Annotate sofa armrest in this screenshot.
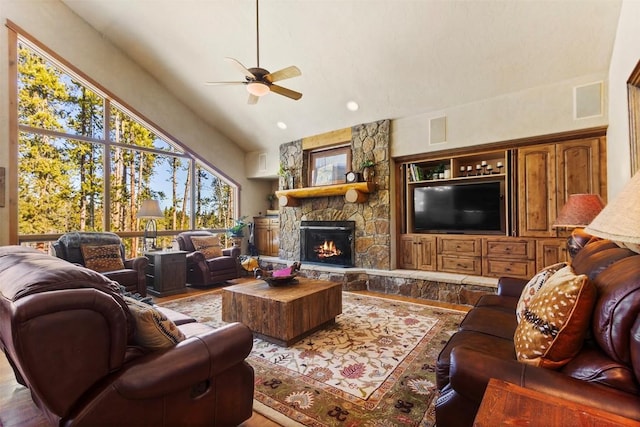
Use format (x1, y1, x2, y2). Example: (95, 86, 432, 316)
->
(449, 346, 640, 421)
(114, 322, 253, 400)
(223, 246, 240, 259)
(124, 256, 148, 272)
(185, 250, 206, 265)
(496, 277, 528, 298)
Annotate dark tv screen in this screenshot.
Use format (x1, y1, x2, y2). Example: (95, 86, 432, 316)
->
(413, 181, 504, 233)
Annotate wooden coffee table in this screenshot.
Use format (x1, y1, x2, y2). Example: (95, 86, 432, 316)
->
(221, 278, 342, 346)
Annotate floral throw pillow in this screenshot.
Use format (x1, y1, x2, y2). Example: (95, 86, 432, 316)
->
(516, 262, 567, 323)
(81, 244, 125, 272)
(514, 265, 596, 369)
(190, 235, 223, 259)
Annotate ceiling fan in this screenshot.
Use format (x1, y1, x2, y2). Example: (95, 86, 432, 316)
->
(206, 0, 302, 104)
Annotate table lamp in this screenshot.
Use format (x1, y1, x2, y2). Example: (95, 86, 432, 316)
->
(585, 171, 640, 253)
(137, 199, 163, 251)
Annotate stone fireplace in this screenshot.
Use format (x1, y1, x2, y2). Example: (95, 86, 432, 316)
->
(278, 119, 391, 270)
(300, 221, 355, 267)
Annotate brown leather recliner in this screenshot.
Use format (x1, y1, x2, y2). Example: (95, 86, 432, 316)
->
(435, 232, 640, 426)
(0, 246, 254, 426)
(176, 231, 241, 287)
(52, 231, 149, 297)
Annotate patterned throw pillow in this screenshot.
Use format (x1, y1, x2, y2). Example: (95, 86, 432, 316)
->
(190, 235, 223, 259)
(124, 296, 186, 350)
(81, 244, 125, 272)
(514, 265, 596, 369)
(516, 262, 567, 323)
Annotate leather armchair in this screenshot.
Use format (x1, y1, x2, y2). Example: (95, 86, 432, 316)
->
(52, 231, 148, 297)
(176, 231, 241, 287)
(0, 246, 254, 427)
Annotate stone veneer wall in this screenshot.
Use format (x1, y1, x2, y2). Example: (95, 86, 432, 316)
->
(256, 259, 495, 307)
(278, 120, 391, 270)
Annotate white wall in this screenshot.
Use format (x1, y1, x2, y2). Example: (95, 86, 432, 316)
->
(0, 0, 272, 244)
(606, 0, 640, 198)
(391, 73, 609, 158)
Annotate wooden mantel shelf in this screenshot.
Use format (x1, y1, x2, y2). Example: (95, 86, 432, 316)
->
(276, 182, 376, 207)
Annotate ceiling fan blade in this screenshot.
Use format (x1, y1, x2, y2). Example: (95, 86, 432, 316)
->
(264, 65, 301, 83)
(270, 84, 303, 100)
(225, 57, 255, 79)
(248, 93, 259, 105)
(205, 81, 246, 86)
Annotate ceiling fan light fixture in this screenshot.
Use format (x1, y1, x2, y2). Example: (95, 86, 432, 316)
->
(247, 81, 270, 97)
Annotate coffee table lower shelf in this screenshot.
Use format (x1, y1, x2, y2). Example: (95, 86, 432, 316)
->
(221, 278, 343, 347)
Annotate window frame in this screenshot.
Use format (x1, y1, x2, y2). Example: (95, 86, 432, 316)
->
(8, 25, 240, 246)
(307, 145, 352, 187)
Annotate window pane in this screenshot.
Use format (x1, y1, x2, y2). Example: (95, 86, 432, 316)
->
(109, 147, 191, 234)
(195, 163, 234, 232)
(110, 105, 182, 153)
(17, 43, 104, 137)
(18, 132, 105, 234)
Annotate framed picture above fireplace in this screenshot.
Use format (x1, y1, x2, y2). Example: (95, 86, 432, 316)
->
(309, 146, 351, 187)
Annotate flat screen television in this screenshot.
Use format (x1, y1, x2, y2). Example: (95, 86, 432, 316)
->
(413, 180, 505, 234)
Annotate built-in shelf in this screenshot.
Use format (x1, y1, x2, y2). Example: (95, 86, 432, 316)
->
(276, 182, 376, 207)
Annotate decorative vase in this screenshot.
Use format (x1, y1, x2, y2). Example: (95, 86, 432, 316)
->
(287, 175, 295, 190)
(362, 166, 374, 182)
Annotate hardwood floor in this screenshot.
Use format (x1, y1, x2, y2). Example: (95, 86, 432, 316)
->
(0, 285, 468, 427)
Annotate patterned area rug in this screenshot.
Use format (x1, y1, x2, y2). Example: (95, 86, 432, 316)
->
(159, 290, 465, 426)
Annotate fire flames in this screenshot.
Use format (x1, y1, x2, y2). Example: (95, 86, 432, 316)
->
(314, 240, 342, 259)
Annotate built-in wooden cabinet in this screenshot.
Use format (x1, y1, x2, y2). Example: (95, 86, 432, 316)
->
(482, 237, 537, 279)
(536, 238, 569, 269)
(395, 128, 606, 277)
(399, 234, 436, 270)
(437, 236, 482, 275)
(254, 216, 280, 256)
(518, 137, 605, 237)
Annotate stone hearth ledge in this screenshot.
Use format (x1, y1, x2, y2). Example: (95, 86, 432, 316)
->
(255, 256, 498, 306)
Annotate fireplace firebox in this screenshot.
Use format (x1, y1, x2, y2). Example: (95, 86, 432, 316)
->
(300, 221, 355, 267)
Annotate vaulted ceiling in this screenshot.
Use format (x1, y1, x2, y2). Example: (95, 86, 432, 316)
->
(61, 0, 622, 153)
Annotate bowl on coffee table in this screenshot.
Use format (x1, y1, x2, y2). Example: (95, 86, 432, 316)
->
(254, 262, 301, 287)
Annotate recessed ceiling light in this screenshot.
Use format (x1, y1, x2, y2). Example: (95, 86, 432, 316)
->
(277, 121, 287, 130)
(346, 101, 359, 111)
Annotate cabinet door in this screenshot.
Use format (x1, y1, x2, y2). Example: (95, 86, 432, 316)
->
(518, 144, 557, 237)
(268, 219, 280, 256)
(536, 238, 569, 270)
(399, 235, 417, 269)
(556, 138, 602, 208)
(417, 235, 437, 271)
(255, 224, 270, 255)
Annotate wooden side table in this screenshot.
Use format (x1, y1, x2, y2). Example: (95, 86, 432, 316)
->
(144, 250, 187, 297)
(474, 378, 639, 427)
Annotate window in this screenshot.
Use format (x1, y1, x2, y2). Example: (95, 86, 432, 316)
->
(14, 36, 237, 251)
(308, 145, 351, 186)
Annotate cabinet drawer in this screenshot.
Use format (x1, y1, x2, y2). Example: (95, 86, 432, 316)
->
(437, 255, 482, 275)
(483, 238, 535, 260)
(438, 237, 482, 256)
(482, 258, 536, 279)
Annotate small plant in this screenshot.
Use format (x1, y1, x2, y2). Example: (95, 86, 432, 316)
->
(267, 193, 277, 209)
(361, 159, 375, 170)
(278, 163, 289, 177)
(227, 216, 248, 237)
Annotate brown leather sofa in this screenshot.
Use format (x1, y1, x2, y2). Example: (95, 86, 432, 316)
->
(52, 231, 149, 297)
(0, 246, 254, 427)
(435, 233, 640, 426)
(176, 231, 241, 287)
